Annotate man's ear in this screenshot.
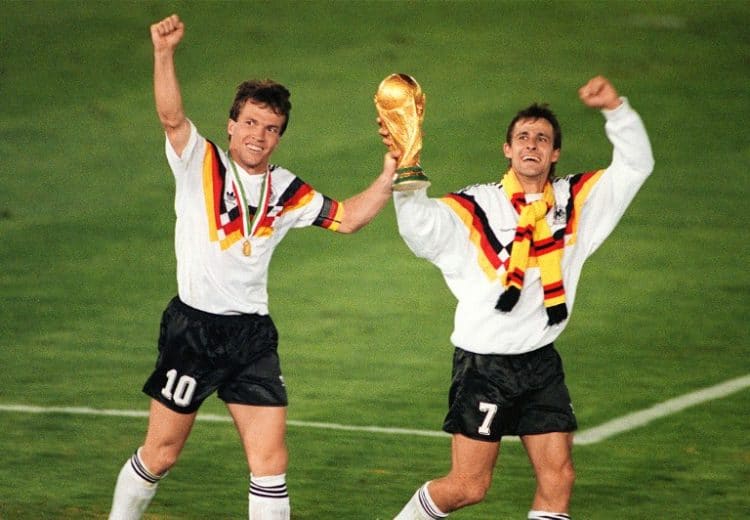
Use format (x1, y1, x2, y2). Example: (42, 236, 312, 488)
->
(502, 142, 512, 160)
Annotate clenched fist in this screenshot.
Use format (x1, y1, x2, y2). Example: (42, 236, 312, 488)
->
(578, 75, 622, 110)
(151, 14, 185, 53)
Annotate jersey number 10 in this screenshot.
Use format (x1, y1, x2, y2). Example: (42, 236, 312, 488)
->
(161, 369, 197, 408)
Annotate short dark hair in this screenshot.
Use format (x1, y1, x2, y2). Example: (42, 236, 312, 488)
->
(229, 79, 292, 135)
(505, 103, 562, 176)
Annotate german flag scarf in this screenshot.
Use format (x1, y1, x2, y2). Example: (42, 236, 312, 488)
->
(495, 169, 568, 325)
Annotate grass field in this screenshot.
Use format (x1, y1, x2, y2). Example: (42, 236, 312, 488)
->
(1, 0, 749, 518)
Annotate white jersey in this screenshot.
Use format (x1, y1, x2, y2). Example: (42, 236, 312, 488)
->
(166, 121, 343, 315)
(394, 98, 654, 355)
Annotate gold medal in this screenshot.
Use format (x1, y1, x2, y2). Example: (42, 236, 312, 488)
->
(228, 153, 271, 261)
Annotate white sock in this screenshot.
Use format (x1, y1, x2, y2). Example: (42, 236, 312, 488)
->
(109, 448, 164, 520)
(248, 473, 290, 520)
(528, 510, 571, 519)
(394, 482, 448, 520)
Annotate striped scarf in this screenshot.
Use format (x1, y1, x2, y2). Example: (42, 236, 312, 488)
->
(495, 169, 568, 325)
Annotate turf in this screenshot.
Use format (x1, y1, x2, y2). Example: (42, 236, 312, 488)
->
(1, 0, 749, 518)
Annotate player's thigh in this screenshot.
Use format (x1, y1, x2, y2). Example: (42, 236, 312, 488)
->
(449, 433, 500, 480)
(227, 403, 288, 474)
(521, 431, 574, 476)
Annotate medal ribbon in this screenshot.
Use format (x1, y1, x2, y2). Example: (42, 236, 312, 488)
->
(228, 154, 272, 247)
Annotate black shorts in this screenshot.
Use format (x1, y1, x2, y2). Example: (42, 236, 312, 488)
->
(142, 297, 287, 414)
(442, 344, 577, 442)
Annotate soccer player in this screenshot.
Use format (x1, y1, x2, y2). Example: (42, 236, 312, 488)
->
(384, 76, 654, 519)
(108, 14, 396, 520)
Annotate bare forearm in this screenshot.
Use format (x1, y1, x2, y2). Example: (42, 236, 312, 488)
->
(153, 50, 189, 153)
(154, 50, 185, 128)
(337, 155, 396, 234)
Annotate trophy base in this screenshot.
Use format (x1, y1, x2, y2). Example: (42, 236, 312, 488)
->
(392, 178, 431, 191)
(393, 167, 430, 192)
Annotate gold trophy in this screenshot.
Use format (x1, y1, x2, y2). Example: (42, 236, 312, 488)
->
(374, 73, 430, 191)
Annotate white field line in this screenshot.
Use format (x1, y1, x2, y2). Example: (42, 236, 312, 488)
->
(573, 373, 750, 445)
(1, 374, 748, 445)
(0, 403, 450, 439)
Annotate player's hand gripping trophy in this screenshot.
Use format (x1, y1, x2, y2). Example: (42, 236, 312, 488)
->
(374, 73, 431, 191)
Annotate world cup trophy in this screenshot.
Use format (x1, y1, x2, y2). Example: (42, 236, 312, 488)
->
(374, 73, 431, 191)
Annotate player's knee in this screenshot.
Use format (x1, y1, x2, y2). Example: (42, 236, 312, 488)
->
(535, 463, 575, 512)
(452, 474, 492, 507)
(141, 446, 180, 475)
(539, 460, 575, 492)
(562, 462, 576, 488)
(249, 447, 288, 475)
(462, 481, 491, 506)
(464, 484, 490, 506)
(156, 451, 180, 474)
(556, 459, 575, 487)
